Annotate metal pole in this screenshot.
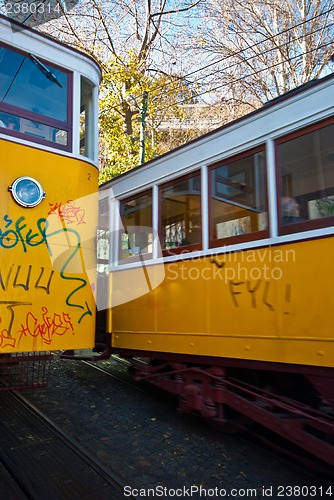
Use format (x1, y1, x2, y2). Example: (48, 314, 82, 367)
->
(139, 91, 148, 164)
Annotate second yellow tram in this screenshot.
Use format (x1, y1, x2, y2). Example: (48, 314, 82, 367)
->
(99, 74, 334, 467)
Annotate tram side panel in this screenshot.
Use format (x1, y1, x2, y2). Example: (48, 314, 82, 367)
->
(110, 251, 279, 360)
(111, 240, 334, 369)
(0, 140, 97, 353)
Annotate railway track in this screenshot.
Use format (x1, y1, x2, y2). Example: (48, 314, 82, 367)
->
(2, 354, 331, 497)
(84, 355, 334, 482)
(0, 390, 135, 499)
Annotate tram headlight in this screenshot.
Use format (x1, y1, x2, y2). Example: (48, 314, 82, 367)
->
(9, 176, 45, 207)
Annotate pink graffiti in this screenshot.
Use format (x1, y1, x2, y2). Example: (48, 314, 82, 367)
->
(48, 200, 86, 225)
(18, 307, 74, 346)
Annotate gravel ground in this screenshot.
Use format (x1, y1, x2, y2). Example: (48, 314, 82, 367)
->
(22, 353, 332, 499)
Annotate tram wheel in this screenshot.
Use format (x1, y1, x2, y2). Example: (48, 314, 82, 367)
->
(208, 368, 260, 434)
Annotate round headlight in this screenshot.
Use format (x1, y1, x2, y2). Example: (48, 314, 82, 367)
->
(9, 176, 45, 208)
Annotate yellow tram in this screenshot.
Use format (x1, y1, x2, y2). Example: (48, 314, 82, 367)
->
(0, 14, 100, 368)
(99, 74, 334, 466)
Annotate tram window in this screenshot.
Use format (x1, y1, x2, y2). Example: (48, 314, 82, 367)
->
(80, 76, 95, 159)
(0, 111, 67, 144)
(209, 148, 267, 245)
(97, 197, 110, 273)
(119, 191, 153, 261)
(160, 172, 201, 252)
(277, 119, 334, 232)
(0, 44, 70, 149)
(0, 46, 68, 121)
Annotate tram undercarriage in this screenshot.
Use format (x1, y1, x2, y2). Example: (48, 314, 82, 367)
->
(123, 353, 334, 468)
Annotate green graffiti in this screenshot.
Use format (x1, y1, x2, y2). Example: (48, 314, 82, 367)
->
(0, 215, 92, 321)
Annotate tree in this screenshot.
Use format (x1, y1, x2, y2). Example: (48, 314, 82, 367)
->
(97, 53, 199, 181)
(34, 0, 203, 180)
(191, 0, 334, 111)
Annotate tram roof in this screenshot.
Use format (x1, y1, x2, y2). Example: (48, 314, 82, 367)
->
(0, 13, 101, 83)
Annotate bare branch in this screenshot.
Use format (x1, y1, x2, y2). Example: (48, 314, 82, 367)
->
(150, 0, 203, 18)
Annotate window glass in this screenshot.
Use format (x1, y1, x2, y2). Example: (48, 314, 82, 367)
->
(80, 76, 95, 159)
(0, 45, 68, 122)
(97, 197, 110, 273)
(278, 121, 334, 229)
(210, 149, 267, 243)
(119, 192, 153, 260)
(0, 110, 67, 145)
(160, 172, 201, 251)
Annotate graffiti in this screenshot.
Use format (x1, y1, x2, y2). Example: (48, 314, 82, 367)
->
(0, 327, 16, 348)
(210, 258, 225, 269)
(0, 213, 92, 322)
(57, 240, 92, 322)
(0, 303, 75, 348)
(19, 307, 74, 346)
(229, 280, 265, 308)
(208, 257, 293, 314)
(0, 264, 54, 294)
(262, 281, 275, 312)
(228, 280, 291, 313)
(0, 301, 32, 343)
(48, 200, 86, 225)
(0, 215, 48, 252)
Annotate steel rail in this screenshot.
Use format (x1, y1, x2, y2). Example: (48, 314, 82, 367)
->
(3, 390, 138, 499)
